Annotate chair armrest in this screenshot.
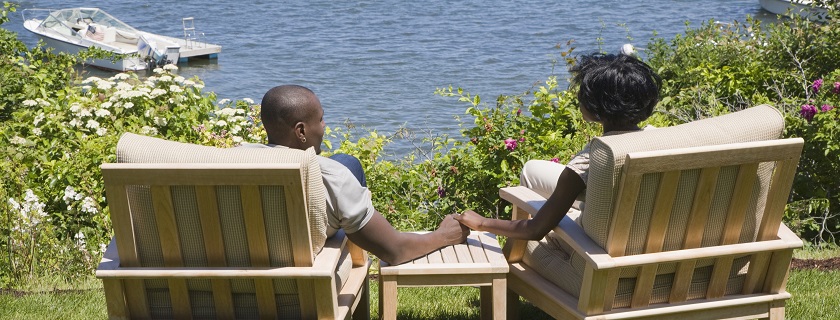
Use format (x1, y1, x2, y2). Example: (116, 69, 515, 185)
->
(499, 186, 543, 218)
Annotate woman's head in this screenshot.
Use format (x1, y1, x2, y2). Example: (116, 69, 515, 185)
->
(570, 53, 661, 129)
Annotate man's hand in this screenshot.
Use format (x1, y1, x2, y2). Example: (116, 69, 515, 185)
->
(436, 214, 469, 245)
(453, 210, 485, 232)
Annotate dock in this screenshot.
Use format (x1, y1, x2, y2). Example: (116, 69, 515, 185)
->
(153, 34, 221, 63)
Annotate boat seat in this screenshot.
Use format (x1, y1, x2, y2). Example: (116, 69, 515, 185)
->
(115, 30, 139, 45)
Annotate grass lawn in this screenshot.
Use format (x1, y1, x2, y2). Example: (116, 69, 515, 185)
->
(2, 249, 838, 319)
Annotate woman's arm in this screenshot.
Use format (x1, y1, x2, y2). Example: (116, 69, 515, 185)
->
(455, 167, 585, 240)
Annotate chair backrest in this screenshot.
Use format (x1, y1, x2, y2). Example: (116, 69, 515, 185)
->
(582, 105, 801, 257)
(104, 133, 329, 318)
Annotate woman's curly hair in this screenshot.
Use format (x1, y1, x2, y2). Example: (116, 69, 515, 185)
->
(570, 53, 661, 128)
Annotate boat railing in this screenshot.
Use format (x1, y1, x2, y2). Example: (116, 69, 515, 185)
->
(182, 17, 207, 49)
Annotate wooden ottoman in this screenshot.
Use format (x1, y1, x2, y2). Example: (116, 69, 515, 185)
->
(378, 231, 509, 320)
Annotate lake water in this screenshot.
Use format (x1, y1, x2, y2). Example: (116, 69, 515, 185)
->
(5, 0, 778, 156)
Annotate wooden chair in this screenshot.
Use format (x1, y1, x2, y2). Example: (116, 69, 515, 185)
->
(501, 105, 804, 320)
(96, 133, 371, 319)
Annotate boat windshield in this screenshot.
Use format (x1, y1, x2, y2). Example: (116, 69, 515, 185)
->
(45, 8, 138, 34)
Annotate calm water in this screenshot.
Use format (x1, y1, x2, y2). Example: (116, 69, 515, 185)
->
(6, 0, 776, 156)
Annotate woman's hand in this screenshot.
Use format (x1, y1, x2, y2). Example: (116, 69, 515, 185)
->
(453, 210, 485, 231)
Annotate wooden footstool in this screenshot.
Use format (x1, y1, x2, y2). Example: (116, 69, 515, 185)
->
(378, 231, 509, 320)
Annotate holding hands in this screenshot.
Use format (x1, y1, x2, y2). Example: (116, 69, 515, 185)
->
(453, 210, 485, 231)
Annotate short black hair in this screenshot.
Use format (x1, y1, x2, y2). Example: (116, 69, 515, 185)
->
(570, 53, 661, 128)
(260, 85, 316, 130)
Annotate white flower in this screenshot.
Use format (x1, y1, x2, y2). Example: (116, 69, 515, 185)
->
(82, 76, 102, 84)
(79, 109, 92, 117)
(231, 125, 242, 134)
(96, 127, 107, 136)
(85, 119, 100, 130)
(124, 102, 134, 109)
(184, 80, 196, 86)
(158, 75, 172, 82)
(173, 76, 185, 83)
(154, 117, 168, 126)
(69, 103, 82, 113)
(115, 82, 133, 91)
(33, 113, 45, 126)
(140, 126, 158, 135)
(153, 67, 164, 74)
(37, 99, 50, 107)
(144, 108, 153, 118)
(218, 98, 230, 105)
(24, 189, 38, 202)
(215, 120, 227, 127)
(163, 64, 178, 71)
(150, 88, 167, 98)
(22, 100, 38, 107)
(81, 196, 98, 214)
(32, 128, 42, 136)
(95, 80, 113, 90)
(243, 98, 254, 104)
(69, 118, 82, 127)
(63, 186, 77, 204)
(82, 85, 92, 91)
(10, 136, 27, 145)
(169, 85, 183, 93)
(232, 136, 243, 143)
(235, 109, 246, 115)
(111, 73, 131, 80)
(193, 83, 204, 89)
(146, 76, 158, 82)
(217, 108, 236, 117)
(95, 109, 111, 117)
(8, 198, 21, 211)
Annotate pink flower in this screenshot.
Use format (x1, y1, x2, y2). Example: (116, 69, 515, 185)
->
(504, 138, 517, 151)
(516, 109, 522, 116)
(800, 104, 818, 122)
(550, 158, 560, 163)
(519, 137, 525, 142)
(821, 104, 834, 112)
(834, 82, 840, 94)
(812, 79, 823, 93)
(437, 186, 446, 198)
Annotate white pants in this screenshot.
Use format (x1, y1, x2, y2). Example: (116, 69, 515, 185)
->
(519, 160, 583, 218)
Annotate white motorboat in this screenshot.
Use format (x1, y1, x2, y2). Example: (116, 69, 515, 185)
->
(23, 8, 218, 71)
(759, 0, 830, 22)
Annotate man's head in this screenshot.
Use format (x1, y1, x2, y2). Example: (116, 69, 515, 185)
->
(260, 85, 326, 154)
(570, 53, 661, 129)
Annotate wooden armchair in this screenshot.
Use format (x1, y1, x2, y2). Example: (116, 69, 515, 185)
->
(501, 105, 804, 319)
(96, 133, 370, 319)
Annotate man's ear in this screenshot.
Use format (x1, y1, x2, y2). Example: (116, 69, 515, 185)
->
(294, 121, 306, 140)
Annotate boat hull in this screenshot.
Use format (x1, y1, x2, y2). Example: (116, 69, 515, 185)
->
(759, 0, 829, 21)
(35, 34, 149, 71)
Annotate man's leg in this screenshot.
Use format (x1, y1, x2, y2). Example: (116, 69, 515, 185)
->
(329, 153, 367, 187)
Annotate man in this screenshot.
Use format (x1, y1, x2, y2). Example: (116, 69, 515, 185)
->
(251, 84, 468, 265)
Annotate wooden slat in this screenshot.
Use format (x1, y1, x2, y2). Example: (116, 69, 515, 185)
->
(669, 259, 697, 303)
(707, 256, 734, 299)
(602, 269, 621, 311)
(683, 167, 720, 249)
(454, 242, 474, 263)
(644, 171, 681, 253)
(102, 279, 129, 319)
(607, 170, 643, 257)
(440, 245, 459, 263)
(379, 275, 398, 320)
(742, 252, 771, 295)
(623, 138, 804, 174)
(283, 174, 314, 268)
(631, 265, 658, 308)
(195, 186, 234, 319)
(763, 249, 794, 294)
(100, 179, 150, 319)
(479, 233, 508, 268)
(101, 163, 304, 186)
(578, 266, 608, 315)
(240, 185, 277, 319)
(313, 278, 339, 320)
(427, 250, 443, 264)
(468, 235, 489, 263)
(721, 163, 759, 245)
(757, 158, 801, 241)
(150, 186, 192, 319)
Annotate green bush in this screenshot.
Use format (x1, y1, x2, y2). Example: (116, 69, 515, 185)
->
(3, 1, 840, 288)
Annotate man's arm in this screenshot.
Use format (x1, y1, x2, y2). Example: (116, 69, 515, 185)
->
(346, 211, 468, 265)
